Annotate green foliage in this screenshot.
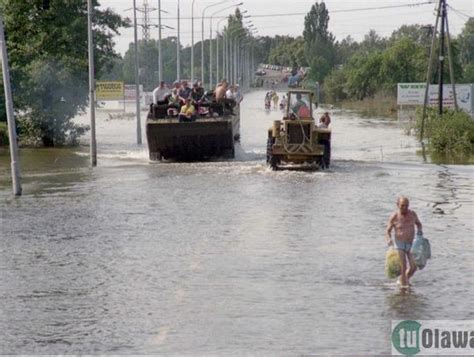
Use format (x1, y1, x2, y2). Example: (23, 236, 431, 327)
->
(345, 52, 383, 100)
(0, 0, 128, 146)
(379, 38, 427, 92)
(389, 24, 433, 47)
(0, 71, 5, 123)
(323, 68, 348, 102)
(457, 18, 474, 67)
(268, 37, 306, 67)
(462, 63, 474, 83)
(416, 108, 474, 156)
(358, 30, 388, 54)
(0, 122, 8, 146)
(334, 36, 359, 65)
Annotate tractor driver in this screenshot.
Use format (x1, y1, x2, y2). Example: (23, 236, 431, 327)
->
(291, 93, 310, 118)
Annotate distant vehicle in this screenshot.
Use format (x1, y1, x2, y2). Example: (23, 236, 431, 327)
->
(266, 89, 330, 170)
(255, 69, 267, 76)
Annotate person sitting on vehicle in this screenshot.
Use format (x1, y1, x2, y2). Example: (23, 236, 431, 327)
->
(152, 81, 169, 104)
(225, 85, 236, 100)
(215, 80, 234, 115)
(191, 81, 204, 101)
(319, 112, 331, 128)
(234, 84, 243, 104)
(215, 79, 228, 101)
(178, 98, 196, 122)
(291, 93, 310, 118)
(178, 80, 192, 100)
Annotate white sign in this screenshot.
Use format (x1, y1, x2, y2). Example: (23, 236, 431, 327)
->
(397, 83, 473, 114)
(124, 84, 144, 101)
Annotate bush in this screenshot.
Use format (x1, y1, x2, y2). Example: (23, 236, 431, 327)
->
(415, 108, 474, 156)
(0, 122, 8, 146)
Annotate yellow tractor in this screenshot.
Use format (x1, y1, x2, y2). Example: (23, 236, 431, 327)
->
(267, 89, 331, 170)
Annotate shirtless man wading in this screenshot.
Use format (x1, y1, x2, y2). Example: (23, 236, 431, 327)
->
(385, 196, 423, 287)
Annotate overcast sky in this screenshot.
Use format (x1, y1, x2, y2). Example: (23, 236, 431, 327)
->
(98, 0, 473, 55)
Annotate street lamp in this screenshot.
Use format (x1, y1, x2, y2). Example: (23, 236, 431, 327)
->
(226, 27, 246, 84)
(87, 0, 97, 166)
(216, 17, 227, 84)
(201, 0, 229, 88)
(191, 0, 197, 82)
(209, 3, 243, 88)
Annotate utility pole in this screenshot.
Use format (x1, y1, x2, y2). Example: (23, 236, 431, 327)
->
(438, 0, 446, 115)
(133, 0, 142, 144)
(419, 0, 458, 142)
(142, 0, 151, 41)
(87, 0, 97, 167)
(158, 0, 162, 82)
(177, 0, 180, 81)
(0, 15, 22, 196)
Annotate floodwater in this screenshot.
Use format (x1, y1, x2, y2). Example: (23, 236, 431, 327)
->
(0, 91, 473, 354)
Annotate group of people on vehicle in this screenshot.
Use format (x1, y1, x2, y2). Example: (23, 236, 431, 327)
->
(151, 79, 242, 122)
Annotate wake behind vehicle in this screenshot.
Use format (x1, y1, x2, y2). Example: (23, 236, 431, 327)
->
(266, 89, 331, 170)
(146, 93, 240, 161)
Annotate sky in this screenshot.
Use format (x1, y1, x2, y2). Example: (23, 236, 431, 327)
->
(98, 0, 473, 55)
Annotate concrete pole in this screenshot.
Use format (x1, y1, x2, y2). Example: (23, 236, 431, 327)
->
(0, 16, 22, 196)
(158, 0, 162, 82)
(191, 0, 196, 82)
(201, 0, 228, 89)
(177, 0, 181, 81)
(133, 0, 142, 144)
(209, 19, 213, 87)
(87, 0, 97, 167)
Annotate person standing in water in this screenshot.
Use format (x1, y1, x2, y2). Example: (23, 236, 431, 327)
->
(385, 196, 423, 287)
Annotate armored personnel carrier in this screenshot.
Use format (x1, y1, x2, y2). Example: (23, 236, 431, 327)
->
(146, 95, 240, 161)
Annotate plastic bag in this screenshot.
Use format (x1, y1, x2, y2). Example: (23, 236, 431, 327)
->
(411, 233, 431, 270)
(385, 248, 401, 279)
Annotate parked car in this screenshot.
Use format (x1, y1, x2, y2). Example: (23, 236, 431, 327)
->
(255, 69, 267, 76)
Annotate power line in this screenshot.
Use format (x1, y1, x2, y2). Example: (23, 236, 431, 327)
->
(447, 5, 472, 20)
(157, 1, 436, 20)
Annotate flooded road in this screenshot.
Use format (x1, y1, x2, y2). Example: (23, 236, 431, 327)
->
(1, 90, 473, 354)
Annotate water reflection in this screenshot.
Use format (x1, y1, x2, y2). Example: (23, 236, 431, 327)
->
(385, 290, 432, 320)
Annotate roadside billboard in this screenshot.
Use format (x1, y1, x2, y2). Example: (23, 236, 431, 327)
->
(397, 83, 473, 115)
(96, 81, 124, 101)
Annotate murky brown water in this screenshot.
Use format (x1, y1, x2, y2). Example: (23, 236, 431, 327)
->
(1, 91, 473, 354)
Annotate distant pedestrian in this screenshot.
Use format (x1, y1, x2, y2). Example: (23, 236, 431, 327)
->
(272, 92, 279, 109)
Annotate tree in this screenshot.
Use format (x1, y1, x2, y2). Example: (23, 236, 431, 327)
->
(0, 0, 128, 146)
(457, 18, 474, 66)
(268, 36, 306, 67)
(345, 52, 383, 100)
(334, 35, 359, 65)
(389, 24, 433, 47)
(457, 18, 474, 82)
(379, 38, 427, 93)
(303, 2, 335, 82)
(359, 30, 387, 54)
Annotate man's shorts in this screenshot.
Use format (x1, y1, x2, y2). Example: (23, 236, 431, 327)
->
(394, 239, 412, 253)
